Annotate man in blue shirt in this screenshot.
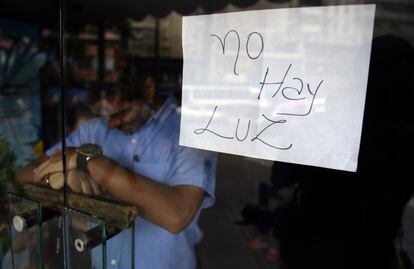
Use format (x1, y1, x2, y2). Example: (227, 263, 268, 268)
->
(17, 76, 217, 269)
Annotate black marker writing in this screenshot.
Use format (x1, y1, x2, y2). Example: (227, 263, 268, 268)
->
(194, 106, 234, 139)
(281, 78, 305, 100)
(246, 32, 264, 60)
(235, 119, 251, 141)
(257, 67, 269, 100)
(251, 114, 292, 150)
(211, 30, 241, 76)
(271, 64, 292, 98)
(194, 107, 292, 150)
(257, 64, 292, 100)
(211, 30, 264, 76)
(201, 29, 326, 152)
(277, 80, 323, 116)
(257, 63, 323, 116)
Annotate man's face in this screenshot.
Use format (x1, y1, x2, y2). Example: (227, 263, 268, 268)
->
(91, 96, 152, 134)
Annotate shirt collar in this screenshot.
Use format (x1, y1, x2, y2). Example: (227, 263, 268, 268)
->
(147, 95, 177, 125)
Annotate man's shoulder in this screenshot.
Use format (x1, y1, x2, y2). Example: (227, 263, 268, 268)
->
(155, 105, 181, 136)
(78, 117, 107, 130)
(69, 117, 110, 143)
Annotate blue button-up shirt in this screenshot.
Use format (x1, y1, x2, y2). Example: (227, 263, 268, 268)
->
(47, 96, 217, 269)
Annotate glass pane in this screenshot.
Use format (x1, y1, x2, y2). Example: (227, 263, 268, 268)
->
(65, 208, 106, 269)
(2, 1, 414, 269)
(94, 224, 134, 269)
(1, 1, 62, 267)
(63, 3, 217, 269)
(65, 208, 130, 269)
(57, 1, 414, 269)
(7, 194, 42, 269)
(42, 210, 65, 269)
(188, 2, 414, 269)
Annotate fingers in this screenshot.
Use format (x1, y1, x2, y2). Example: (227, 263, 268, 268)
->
(78, 172, 93, 194)
(33, 151, 63, 182)
(67, 170, 82, 193)
(33, 150, 77, 182)
(64, 148, 78, 169)
(34, 163, 62, 182)
(67, 170, 103, 195)
(33, 154, 103, 195)
(48, 172, 64, 190)
(89, 177, 103, 195)
(33, 158, 53, 181)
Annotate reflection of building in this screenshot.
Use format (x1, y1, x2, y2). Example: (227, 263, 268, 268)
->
(73, 30, 120, 83)
(367, 0, 414, 41)
(159, 11, 183, 58)
(0, 20, 44, 166)
(128, 17, 156, 58)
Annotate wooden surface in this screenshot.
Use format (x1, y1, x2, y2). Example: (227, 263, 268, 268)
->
(9, 183, 138, 229)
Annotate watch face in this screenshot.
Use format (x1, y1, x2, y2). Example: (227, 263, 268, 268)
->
(78, 143, 102, 157)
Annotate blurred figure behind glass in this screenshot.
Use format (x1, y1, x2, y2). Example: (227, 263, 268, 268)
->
(270, 35, 414, 269)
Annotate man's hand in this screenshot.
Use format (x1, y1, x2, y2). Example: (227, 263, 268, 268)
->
(33, 148, 103, 195)
(67, 169, 103, 195)
(33, 148, 76, 182)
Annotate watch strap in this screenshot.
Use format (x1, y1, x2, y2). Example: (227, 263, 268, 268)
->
(76, 144, 102, 174)
(76, 151, 89, 173)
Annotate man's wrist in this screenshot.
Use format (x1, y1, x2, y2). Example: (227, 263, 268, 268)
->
(76, 144, 102, 174)
(76, 151, 88, 173)
(86, 155, 106, 185)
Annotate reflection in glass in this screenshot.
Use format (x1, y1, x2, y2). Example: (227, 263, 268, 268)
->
(65, 208, 105, 269)
(42, 213, 65, 269)
(7, 194, 42, 269)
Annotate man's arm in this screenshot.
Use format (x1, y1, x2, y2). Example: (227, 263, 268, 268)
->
(90, 156, 205, 234)
(33, 150, 206, 234)
(15, 155, 48, 183)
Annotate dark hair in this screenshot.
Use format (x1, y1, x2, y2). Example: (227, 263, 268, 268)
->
(115, 72, 148, 101)
(89, 72, 153, 103)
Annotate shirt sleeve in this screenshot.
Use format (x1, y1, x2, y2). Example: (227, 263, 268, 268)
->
(166, 145, 217, 209)
(45, 118, 100, 157)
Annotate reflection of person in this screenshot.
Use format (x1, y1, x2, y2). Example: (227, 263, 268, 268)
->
(270, 35, 414, 269)
(2, 225, 38, 269)
(16, 75, 217, 269)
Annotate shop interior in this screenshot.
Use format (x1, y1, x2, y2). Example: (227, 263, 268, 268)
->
(0, 0, 414, 268)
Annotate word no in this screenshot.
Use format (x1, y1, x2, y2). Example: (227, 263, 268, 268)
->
(211, 30, 263, 75)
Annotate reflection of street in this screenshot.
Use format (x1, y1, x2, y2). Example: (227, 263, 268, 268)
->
(198, 153, 279, 269)
(2, 226, 39, 269)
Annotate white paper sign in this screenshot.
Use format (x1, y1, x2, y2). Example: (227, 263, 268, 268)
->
(180, 5, 375, 172)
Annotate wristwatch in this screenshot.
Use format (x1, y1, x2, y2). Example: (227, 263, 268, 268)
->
(76, 144, 102, 174)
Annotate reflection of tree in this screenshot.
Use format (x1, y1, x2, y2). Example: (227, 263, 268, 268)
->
(0, 21, 44, 168)
(0, 138, 15, 187)
(0, 30, 41, 87)
(0, 139, 15, 253)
